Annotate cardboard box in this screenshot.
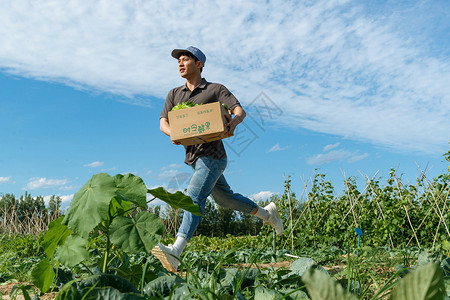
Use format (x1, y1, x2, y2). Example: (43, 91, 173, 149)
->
(168, 102, 231, 145)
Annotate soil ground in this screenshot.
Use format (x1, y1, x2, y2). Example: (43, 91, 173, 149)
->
(0, 282, 57, 300)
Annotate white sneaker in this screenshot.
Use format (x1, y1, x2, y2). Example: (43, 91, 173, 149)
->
(264, 202, 284, 235)
(151, 243, 180, 272)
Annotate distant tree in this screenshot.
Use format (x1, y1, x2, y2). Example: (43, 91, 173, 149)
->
(18, 192, 46, 220)
(216, 206, 236, 237)
(0, 193, 19, 218)
(150, 205, 161, 218)
(0, 193, 19, 210)
(48, 195, 62, 215)
(196, 200, 220, 237)
(235, 211, 263, 236)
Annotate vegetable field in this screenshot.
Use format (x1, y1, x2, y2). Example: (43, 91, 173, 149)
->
(0, 153, 449, 299)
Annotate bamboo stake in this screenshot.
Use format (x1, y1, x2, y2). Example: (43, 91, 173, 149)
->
(403, 205, 421, 249)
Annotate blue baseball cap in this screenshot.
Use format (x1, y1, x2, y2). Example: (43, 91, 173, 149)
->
(171, 46, 206, 65)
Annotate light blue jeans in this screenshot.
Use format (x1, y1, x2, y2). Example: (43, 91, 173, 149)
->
(177, 156, 258, 241)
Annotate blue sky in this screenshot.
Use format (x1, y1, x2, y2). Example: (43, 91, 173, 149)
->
(1, 0, 449, 207)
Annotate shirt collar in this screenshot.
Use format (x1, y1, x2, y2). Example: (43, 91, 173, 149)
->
(182, 78, 208, 91)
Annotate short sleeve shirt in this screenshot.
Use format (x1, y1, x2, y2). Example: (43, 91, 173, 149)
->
(160, 78, 241, 165)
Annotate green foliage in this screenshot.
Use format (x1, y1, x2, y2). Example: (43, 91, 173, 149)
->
(142, 274, 186, 298)
(391, 263, 446, 300)
(171, 101, 201, 111)
(109, 212, 163, 253)
(269, 167, 450, 251)
(303, 268, 358, 300)
(41, 216, 72, 257)
(28, 172, 199, 295)
(54, 235, 89, 267)
(148, 187, 201, 216)
(0, 192, 47, 222)
(30, 258, 55, 293)
(79, 274, 139, 293)
(62, 173, 117, 239)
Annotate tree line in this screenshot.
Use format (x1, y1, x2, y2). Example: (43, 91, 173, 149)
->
(0, 192, 62, 220)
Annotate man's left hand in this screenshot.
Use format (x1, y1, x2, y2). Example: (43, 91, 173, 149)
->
(224, 114, 240, 136)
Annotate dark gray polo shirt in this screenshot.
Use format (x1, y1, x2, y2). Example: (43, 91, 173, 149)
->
(160, 78, 241, 165)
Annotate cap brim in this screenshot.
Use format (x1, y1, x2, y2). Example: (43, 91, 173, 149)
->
(171, 49, 191, 59)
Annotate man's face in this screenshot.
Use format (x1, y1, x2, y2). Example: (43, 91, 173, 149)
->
(178, 55, 202, 78)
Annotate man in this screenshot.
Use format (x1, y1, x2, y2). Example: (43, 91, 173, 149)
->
(152, 46, 283, 272)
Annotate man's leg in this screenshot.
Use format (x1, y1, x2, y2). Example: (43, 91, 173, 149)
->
(152, 156, 226, 272)
(211, 174, 284, 235)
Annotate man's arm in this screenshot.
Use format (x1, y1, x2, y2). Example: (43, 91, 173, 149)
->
(225, 105, 246, 136)
(160, 117, 171, 136)
(160, 117, 181, 145)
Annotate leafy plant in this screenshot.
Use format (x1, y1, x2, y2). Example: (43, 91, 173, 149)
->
(171, 101, 201, 111)
(30, 172, 200, 294)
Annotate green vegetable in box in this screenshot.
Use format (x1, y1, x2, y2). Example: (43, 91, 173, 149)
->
(171, 101, 199, 111)
(171, 101, 230, 111)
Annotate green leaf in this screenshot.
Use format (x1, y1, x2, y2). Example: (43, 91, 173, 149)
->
(302, 268, 358, 300)
(114, 173, 147, 209)
(114, 265, 158, 289)
(254, 286, 284, 299)
(54, 279, 81, 300)
(62, 173, 116, 238)
(391, 263, 445, 300)
(110, 211, 164, 253)
(55, 235, 89, 267)
(110, 196, 132, 219)
(290, 257, 328, 277)
(143, 275, 186, 298)
(79, 274, 139, 294)
(30, 258, 55, 293)
(81, 287, 146, 300)
(148, 187, 201, 216)
(42, 216, 72, 257)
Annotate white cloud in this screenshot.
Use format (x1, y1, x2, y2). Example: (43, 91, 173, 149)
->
(249, 191, 275, 201)
(59, 185, 75, 191)
(323, 143, 340, 152)
(158, 169, 191, 191)
(347, 153, 369, 163)
(0, 176, 11, 183)
(60, 194, 74, 204)
(0, 1, 449, 154)
(84, 161, 104, 168)
(161, 164, 183, 170)
(24, 178, 70, 190)
(267, 143, 288, 153)
(307, 149, 369, 165)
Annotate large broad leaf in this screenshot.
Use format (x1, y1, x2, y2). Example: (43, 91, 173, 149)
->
(114, 173, 147, 209)
(441, 257, 450, 276)
(254, 286, 284, 299)
(391, 262, 445, 300)
(110, 211, 164, 254)
(110, 196, 132, 219)
(54, 280, 81, 300)
(114, 265, 158, 289)
(79, 274, 139, 294)
(80, 287, 146, 300)
(55, 235, 89, 267)
(302, 268, 358, 300)
(42, 216, 72, 257)
(290, 257, 328, 277)
(143, 275, 186, 298)
(148, 187, 201, 216)
(62, 173, 116, 238)
(30, 258, 55, 294)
